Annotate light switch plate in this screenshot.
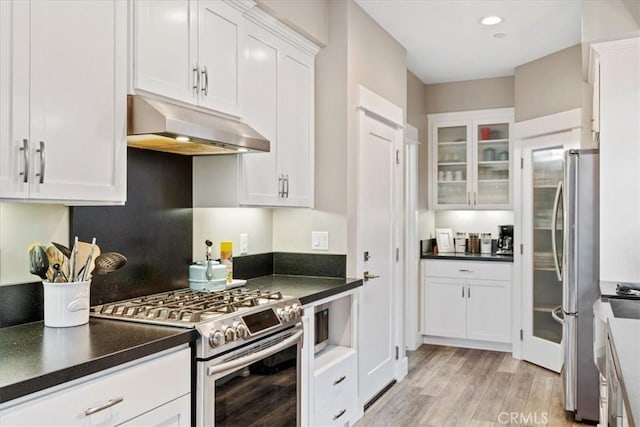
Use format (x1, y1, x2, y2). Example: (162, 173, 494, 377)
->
(240, 233, 248, 255)
(311, 231, 329, 251)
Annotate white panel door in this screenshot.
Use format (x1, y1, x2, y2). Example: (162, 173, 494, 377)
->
(277, 48, 313, 207)
(423, 277, 467, 339)
(133, 0, 196, 104)
(0, 0, 29, 199)
(358, 114, 397, 405)
(197, 0, 243, 116)
(28, 0, 126, 202)
(239, 23, 279, 205)
(466, 279, 511, 343)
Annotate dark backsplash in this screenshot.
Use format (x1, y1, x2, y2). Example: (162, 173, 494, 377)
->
(71, 148, 193, 305)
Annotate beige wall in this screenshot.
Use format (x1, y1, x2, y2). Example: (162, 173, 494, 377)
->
(256, 0, 329, 46)
(514, 44, 582, 122)
(424, 76, 514, 114)
(0, 203, 69, 285)
(407, 71, 429, 217)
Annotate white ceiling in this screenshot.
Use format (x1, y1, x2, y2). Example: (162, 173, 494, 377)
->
(354, 0, 582, 84)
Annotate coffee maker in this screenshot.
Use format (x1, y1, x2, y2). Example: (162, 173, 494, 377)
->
(496, 225, 514, 255)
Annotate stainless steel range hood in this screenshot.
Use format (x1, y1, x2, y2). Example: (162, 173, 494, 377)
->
(127, 94, 269, 155)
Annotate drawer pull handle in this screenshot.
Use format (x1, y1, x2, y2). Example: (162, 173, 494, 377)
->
(458, 269, 473, 273)
(333, 375, 346, 386)
(85, 397, 124, 416)
(333, 409, 346, 420)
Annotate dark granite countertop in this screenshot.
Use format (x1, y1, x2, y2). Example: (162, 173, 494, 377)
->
(421, 252, 513, 263)
(244, 275, 363, 305)
(0, 319, 197, 404)
(607, 318, 640, 427)
(0, 275, 361, 405)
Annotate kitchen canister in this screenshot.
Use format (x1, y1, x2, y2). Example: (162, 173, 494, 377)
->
(468, 233, 480, 254)
(43, 280, 90, 327)
(480, 233, 492, 254)
(220, 241, 233, 282)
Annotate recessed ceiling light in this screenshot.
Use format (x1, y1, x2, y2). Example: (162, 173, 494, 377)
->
(493, 33, 507, 39)
(481, 16, 502, 26)
(176, 136, 190, 142)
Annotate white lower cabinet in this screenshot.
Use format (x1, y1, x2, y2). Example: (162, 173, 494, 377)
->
(0, 347, 191, 427)
(313, 347, 358, 427)
(422, 260, 512, 344)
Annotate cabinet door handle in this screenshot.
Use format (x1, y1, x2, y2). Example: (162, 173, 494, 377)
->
(467, 287, 470, 298)
(458, 269, 473, 273)
(202, 66, 209, 96)
(333, 409, 346, 420)
(467, 191, 470, 205)
(473, 191, 477, 205)
(284, 174, 289, 198)
(19, 138, 29, 183)
(193, 64, 200, 94)
(462, 286, 465, 298)
(333, 375, 346, 385)
(84, 396, 124, 416)
(36, 141, 45, 184)
(278, 175, 284, 197)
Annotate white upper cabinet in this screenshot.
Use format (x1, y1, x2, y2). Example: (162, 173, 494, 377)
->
(429, 108, 514, 210)
(0, 0, 127, 204)
(193, 10, 318, 208)
(133, 0, 245, 117)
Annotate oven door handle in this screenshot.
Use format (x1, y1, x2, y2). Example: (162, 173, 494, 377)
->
(207, 329, 303, 377)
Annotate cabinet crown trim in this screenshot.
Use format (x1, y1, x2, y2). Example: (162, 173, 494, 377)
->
(243, 5, 321, 56)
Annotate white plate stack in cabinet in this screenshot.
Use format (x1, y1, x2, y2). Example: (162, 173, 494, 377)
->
(428, 108, 514, 210)
(0, 0, 127, 204)
(193, 7, 318, 208)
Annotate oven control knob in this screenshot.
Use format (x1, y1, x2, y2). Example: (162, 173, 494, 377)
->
(291, 304, 303, 318)
(288, 306, 298, 319)
(277, 307, 290, 322)
(209, 330, 224, 348)
(222, 325, 236, 342)
(235, 322, 249, 339)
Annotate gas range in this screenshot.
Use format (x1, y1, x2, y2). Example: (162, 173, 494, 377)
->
(90, 287, 303, 359)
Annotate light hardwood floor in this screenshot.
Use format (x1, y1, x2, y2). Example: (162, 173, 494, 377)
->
(356, 345, 592, 427)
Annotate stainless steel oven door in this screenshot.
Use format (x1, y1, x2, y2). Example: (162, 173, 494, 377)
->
(197, 325, 303, 427)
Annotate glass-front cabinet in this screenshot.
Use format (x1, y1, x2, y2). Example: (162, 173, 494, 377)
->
(429, 108, 514, 210)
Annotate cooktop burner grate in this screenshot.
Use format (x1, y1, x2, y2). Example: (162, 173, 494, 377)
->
(91, 288, 286, 325)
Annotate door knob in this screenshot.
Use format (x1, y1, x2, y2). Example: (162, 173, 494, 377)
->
(364, 271, 380, 281)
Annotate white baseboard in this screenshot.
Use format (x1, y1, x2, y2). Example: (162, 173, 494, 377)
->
(421, 335, 512, 353)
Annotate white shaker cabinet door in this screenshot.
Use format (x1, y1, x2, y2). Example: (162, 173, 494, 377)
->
(276, 46, 314, 207)
(27, 0, 126, 203)
(423, 277, 467, 339)
(466, 279, 511, 343)
(197, 0, 244, 117)
(239, 23, 279, 205)
(0, 0, 29, 199)
(133, 0, 197, 105)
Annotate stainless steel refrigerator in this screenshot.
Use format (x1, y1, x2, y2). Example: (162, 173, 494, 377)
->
(556, 149, 600, 422)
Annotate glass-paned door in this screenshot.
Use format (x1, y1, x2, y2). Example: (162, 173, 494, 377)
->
(531, 146, 564, 345)
(435, 125, 469, 207)
(521, 132, 575, 373)
(475, 122, 510, 206)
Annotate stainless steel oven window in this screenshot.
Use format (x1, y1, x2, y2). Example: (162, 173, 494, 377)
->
(197, 326, 303, 427)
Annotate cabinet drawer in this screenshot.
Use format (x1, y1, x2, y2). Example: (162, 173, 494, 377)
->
(313, 347, 358, 426)
(0, 347, 191, 426)
(423, 259, 511, 281)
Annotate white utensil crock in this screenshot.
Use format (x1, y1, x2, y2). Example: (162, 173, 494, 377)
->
(43, 280, 90, 327)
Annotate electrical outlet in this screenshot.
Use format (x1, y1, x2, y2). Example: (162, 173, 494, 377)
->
(240, 233, 248, 255)
(311, 231, 329, 250)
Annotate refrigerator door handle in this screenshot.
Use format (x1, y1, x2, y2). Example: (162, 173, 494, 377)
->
(551, 180, 563, 282)
(551, 305, 564, 325)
